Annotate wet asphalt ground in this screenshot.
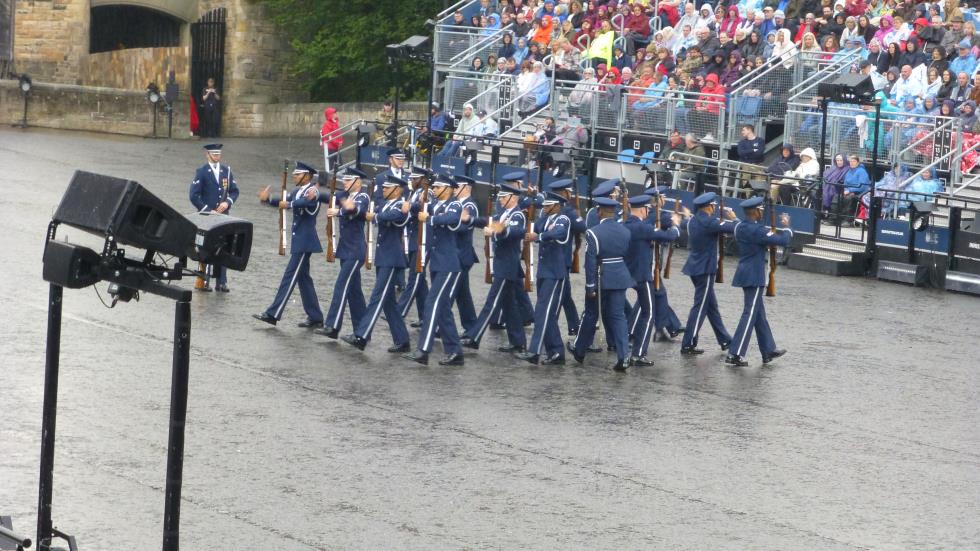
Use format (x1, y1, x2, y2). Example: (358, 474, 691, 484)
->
(1, 127, 979, 550)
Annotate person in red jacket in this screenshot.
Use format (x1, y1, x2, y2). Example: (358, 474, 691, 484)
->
(320, 107, 344, 170)
(689, 73, 725, 141)
(623, 3, 651, 55)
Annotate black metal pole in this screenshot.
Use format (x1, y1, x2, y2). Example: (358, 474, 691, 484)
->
(948, 206, 962, 271)
(167, 104, 174, 139)
(152, 103, 158, 138)
(426, 52, 436, 170)
(21, 93, 29, 128)
(393, 61, 402, 143)
(36, 284, 63, 551)
(162, 299, 192, 551)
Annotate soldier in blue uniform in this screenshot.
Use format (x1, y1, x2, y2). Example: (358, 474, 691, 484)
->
(252, 161, 323, 326)
(375, 148, 409, 289)
(546, 179, 585, 336)
(680, 192, 739, 355)
(396, 168, 430, 326)
(517, 192, 571, 365)
(315, 168, 370, 339)
(453, 174, 484, 330)
(403, 173, 468, 366)
(584, 179, 622, 228)
(460, 183, 528, 353)
(341, 175, 413, 352)
(624, 195, 682, 367)
(570, 197, 635, 371)
(726, 196, 791, 366)
(189, 143, 240, 292)
(509, 172, 538, 327)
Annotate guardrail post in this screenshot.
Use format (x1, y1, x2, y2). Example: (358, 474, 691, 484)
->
(952, 120, 963, 195)
(948, 206, 962, 271)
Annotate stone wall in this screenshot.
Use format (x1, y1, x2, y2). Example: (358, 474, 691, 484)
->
(78, 46, 189, 90)
(224, 101, 426, 138)
(13, 0, 89, 84)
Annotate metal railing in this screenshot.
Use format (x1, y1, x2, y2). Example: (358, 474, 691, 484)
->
(443, 74, 515, 115)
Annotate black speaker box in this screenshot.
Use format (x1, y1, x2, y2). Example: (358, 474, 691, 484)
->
(817, 73, 874, 103)
(184, 212, 253, 271)
(42, 241, 102, 288)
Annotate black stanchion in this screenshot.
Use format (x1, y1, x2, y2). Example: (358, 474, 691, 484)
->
(36, 284, 62, 551)
(162, 300, 192, 551)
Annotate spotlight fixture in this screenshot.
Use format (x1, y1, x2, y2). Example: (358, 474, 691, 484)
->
(910, 201, 935, 232)
(146, 83, 161, 137)
(18, 74, 32, 94)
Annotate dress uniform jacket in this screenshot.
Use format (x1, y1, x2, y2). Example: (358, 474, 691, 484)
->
(190, 162, 240, 212)
(426, 199, 463, 272)
(682, 210, 736, 276)
(535, 212, 572, 279)
(335, 190, 370, 260)
(456, 197, 481, 269)
(624, 216, 680, 282)
(375, 197, 411, 268)
(732, 220, 792, 287)
(492, 206, 527, 281)
(585, 218, 634, 291)
(270, 182, 322, 254)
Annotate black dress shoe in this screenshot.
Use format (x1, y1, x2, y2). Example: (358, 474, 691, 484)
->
(410, 320, 423, 328)
(341, 334, 367, 351)
(314, 326, 339, 339)
(215, 284, 230, 293)
(671, 327, 685, 336)
(541, 353, 565, 365)
(489, 323, 505, 330)
(297, 319, 321, 328)
(567, 326, 578, 336)
(587, 346, 602, 353)
(460, 337, 479, 350)
(252, 313, 277, 326)
(387, 342, 411, 353)
(657, 328, 675, 342)
(762, 349, 786, 364)
(498, 344, 525, 353)
(566, 341, 585, 364)
(725, 355, 749, 367)
(198, 285, 213, 292)
(629, 356, 654, 367)
(403, 350, 429, 365)
(680, 346, 704, 356)
(438, 353, 464, 366)
(610, 359, 628, 371)
(720, 341, 731, 351)
(516, 352, 540, 364)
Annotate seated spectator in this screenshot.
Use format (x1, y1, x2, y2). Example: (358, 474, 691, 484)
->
(679, 133, 707, 187)
(821, 154, 849, 216)
(499, 32, 517, 60)
(517, 61, 551, 117)
(719, 52, 742, 87)
(772, 147, 820, 204)
(889, 65, 923, 106)
(949, 40, 977, 77)
(688, 73, 724, 141)
(672, 24, 698, 57)
(937, 69, 954, 99)
(623, 3, 652, 55)
(740, 30, 765, 59)
(434, 102, 481, 163)
(568, 67, 599, 120)
(767, 145, 801, 178)
(949, 71, 972, 105)
(840, 155, 871, 220)
(514, 37, 530, 65)
(474, 109, 499, 137)
(736, 124, 765, 165)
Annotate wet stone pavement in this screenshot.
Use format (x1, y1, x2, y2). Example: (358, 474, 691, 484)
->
(1, 128, 979, 550)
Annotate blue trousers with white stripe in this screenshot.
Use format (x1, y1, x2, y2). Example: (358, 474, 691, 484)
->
(324, 259, 366, 332)
(730, 287, 776, 359)
(571, 291, 599, 356)
(527, 277, 566, 358)
(454, 265, 478, 331)
(466, 277, 526, 348)
(416, 270, 462, 355)
(355, 266, 409, 346)
(560, 269, 580, 331)
(628, 280, 682, 336)
(630, 281, 656, 358)
(574, 289, 629, 362)
(397, 250, 428, 319)
(263, 252, 322, 322)
(681, 274, 731, 349)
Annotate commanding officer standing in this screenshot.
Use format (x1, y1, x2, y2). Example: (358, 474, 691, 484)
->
(397, 168, 430, 326)
(252, 162, 323, 326)
(316, 168, 370, 339)
(571, 197, 635, 371)
(546, 179, 584, 335)
(189, 143, 240, 292)
(341, 175, 413, 352)
(726, 196, 791, 366)
(517, 192, 571, 365)
(680, 192, 738, 355)
(624, 195, 682, 367)
(404, 174, 467, 366)
(461, 182, 528, 353)
(453, 174, 483, 330)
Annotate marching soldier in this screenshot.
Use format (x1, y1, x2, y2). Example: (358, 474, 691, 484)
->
(315, 168, 370, 339)
(517, 192, 571, 365)
(252, 162, 323, 326)
(341, 175, 413, 352)
(546, 179, 584, 336)
(570, 197, 635, 371)
(726, 196, 791, 366)
(453, 174, 484, 330)
(461, 182, 528, 353)
(680, 192, 738, 356)
(403, 173, 467, 366)
(396, 168, 430, 326)
(189, 143, 240, 292)
(584, 179, 621, 228)
(624, 195, 682, 367)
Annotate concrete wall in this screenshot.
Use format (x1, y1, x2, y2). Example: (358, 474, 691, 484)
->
(0, 79, 424, 138)
(78, 46, 189, 90)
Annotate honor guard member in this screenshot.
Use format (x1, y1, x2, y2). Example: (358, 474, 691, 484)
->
(461, 182, 529, 353)
(726, 196, 791, 366)
(316, 168, 370, 339)
(680, 191, 738, 355)
(547, 179, 585, 335)
(624, 195, 682, 367)
(374, 148, 408, 288)
(396, 168, 431, 326)
(570, 197, 635, 371)
(584, 179, 621, 228)
(190, 143, 240, 292)
(341, 175, 412, 352)
(253, 162, 324, 326)
(403, 173, 467, 366)
(453, 174, 485, 330)
(509, 171, 538, 326)
(517, 192, 571, 365)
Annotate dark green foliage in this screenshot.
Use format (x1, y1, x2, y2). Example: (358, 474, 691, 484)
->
(261, 0, 441, 101)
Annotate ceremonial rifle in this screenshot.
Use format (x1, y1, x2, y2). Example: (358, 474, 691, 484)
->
(571, 183, 582, 274)
(767, 194, 778, 297)
(484, 185, 495, 284)
(325, 170, 338, 262)
(416, 175, 430, 273)
(278, 159, 287, 256)
(653, 193, 662, 291)
(523, 167, 540, 293)
(366, 178, 376, 270)
(663, 198, 676, 279)
(716, 196, 725, 283)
